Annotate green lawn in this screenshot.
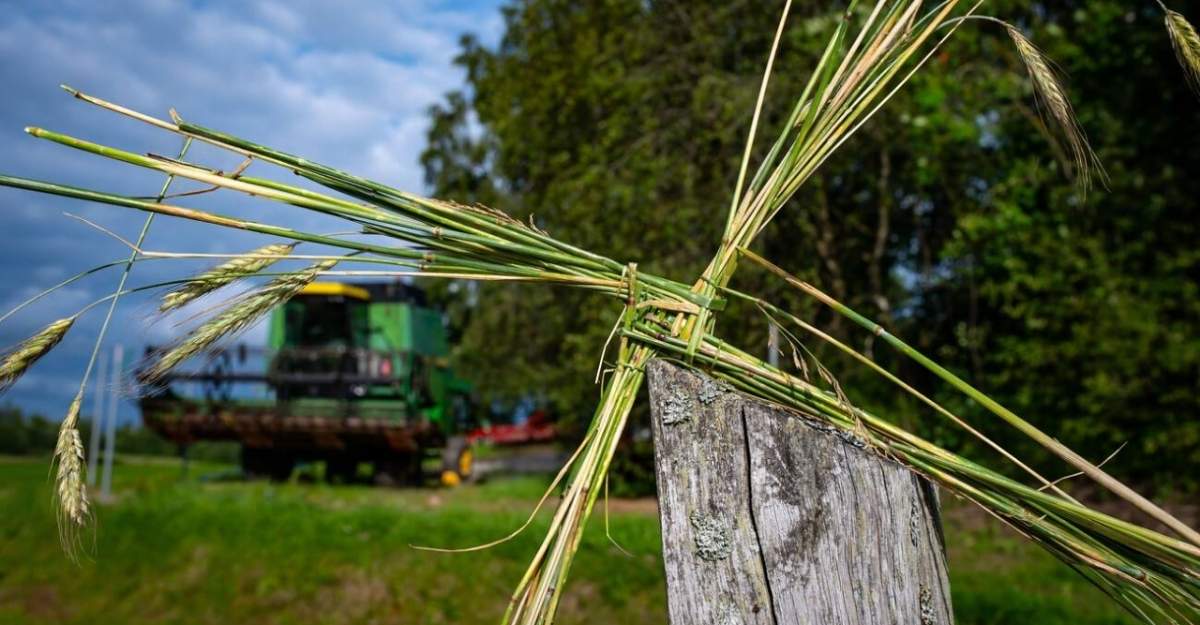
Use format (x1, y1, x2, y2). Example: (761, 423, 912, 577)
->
(0, 456, 1134, 624)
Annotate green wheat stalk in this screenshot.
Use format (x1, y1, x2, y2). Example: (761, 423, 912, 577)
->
(140, 258, 337, 385)
(0, 316, 75, 393)
(159, 242, 297, 311)
(1004, 23, 1106, 189)
(53, 132, 192, 539)
(53, 393, 88, 556)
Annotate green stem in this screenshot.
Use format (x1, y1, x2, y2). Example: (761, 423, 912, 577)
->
(72, 136, 192, 410)
(724, 0, 794, 234)
(0, 257, 165, 326)
(721, 284, 1075, 500)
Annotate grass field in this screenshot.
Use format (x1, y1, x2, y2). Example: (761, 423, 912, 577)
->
(0, 455, 1135, 625)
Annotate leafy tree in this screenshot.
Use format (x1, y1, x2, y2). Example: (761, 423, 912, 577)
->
(423, 0, 1199, 490)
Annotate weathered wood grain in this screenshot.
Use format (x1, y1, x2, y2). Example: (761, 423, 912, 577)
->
(647, 360, 953, 625)
(647, 360, 775, 624)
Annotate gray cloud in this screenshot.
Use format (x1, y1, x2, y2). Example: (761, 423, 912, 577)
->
(0, 0, 503, 419)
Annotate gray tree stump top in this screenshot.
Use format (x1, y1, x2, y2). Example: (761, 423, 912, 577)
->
(647, 360, 952, 625)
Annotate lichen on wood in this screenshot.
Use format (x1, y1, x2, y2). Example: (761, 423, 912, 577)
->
(648, 360, 953, 625)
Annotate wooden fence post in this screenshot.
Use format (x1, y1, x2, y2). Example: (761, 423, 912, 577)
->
(647, 360, 953, 625)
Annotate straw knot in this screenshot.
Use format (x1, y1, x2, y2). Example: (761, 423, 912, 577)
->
(623, 262, 639, 306)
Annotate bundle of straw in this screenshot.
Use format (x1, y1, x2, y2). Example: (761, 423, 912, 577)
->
(1, 2, 1198, 624)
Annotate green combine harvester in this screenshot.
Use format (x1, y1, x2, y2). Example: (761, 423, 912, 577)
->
(139, 280, 477, 486)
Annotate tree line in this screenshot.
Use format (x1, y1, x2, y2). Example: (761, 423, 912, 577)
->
(0, 404, 236, 462)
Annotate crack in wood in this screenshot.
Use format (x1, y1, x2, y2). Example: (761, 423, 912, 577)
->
(743, 407, 781, 625)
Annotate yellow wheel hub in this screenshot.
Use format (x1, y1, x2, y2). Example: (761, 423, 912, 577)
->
(439, 447, 474, 487)
(458, 448, 474, 477)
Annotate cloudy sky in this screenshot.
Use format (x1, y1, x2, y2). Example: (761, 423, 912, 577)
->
(0, 0, 505, 419)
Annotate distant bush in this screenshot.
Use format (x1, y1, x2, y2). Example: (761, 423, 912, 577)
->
(0, 405, 58, 455)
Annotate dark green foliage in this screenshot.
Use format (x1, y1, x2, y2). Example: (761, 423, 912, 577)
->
(423, 0, 1199, 491)
(606, 437, 657, 498)
(0, 405, 58, 455)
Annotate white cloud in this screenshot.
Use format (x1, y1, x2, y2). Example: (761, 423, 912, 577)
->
(0, 0, 505, 417)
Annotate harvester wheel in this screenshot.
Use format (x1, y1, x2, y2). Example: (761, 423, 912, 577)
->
(440, 436, 475, 487)
(374, 454, 421, 487)
(326, 458, 358, 484)
(241, 447, 294, 482)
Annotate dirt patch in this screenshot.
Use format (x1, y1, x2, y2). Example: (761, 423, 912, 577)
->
(311, 569, 391, 624)
(604, 497, 658, 516)
(0, 584, 73, 621)
(180, 545, 211, 586)
(553, 580, 601, 617)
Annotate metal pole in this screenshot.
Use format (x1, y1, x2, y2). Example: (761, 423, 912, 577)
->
(179, 444, 189, 479)
(767, 322, 780, 368)
(86, 353, 107, 486)
(100, 343, 123, 499)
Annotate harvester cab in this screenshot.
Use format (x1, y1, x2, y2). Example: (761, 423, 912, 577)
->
(139, 280, 476, 486)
